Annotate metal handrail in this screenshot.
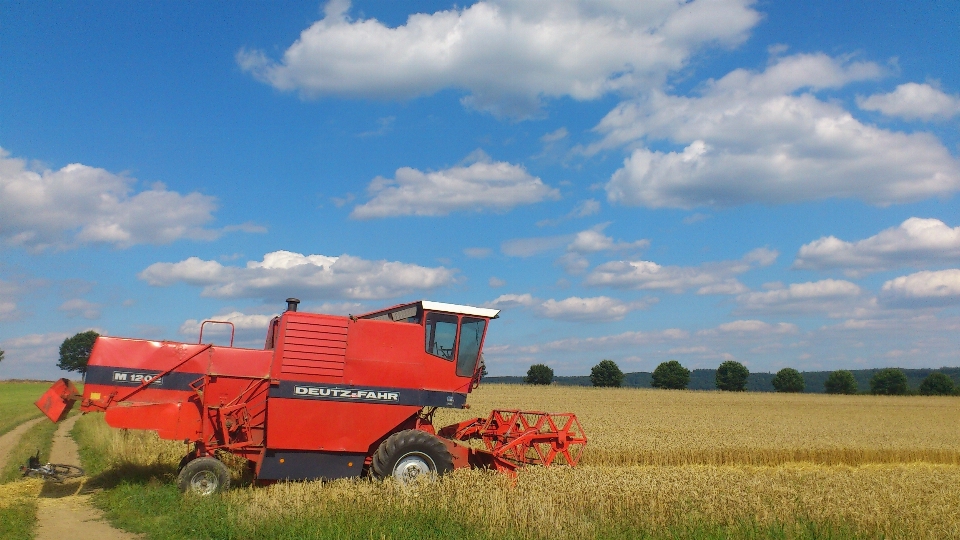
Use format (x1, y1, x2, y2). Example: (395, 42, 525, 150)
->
(199, 320, 235, 347)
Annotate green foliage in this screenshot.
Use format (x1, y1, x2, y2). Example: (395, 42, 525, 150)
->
(870, 368, 908, 395)
(771, 368, 805, 393)
(651, 360, 690, 390)
(919, 372, 955, 396)
(824, 370, 858, 394)
(715, 361, 749, 392)
(590, 359, 624, 387)
(57, 330, 100, 375)
(524, 363, 554, 385)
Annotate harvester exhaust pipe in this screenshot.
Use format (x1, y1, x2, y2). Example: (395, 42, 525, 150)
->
(286, 298, 300, 312)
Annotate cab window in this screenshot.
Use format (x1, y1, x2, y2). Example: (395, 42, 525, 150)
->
(456, 317, 486, 377)
(425, 312, 458, 360)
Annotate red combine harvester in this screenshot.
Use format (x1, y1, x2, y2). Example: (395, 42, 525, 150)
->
(36, 299, 586, 495)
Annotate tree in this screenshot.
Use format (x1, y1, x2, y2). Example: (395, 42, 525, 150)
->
(524, 364, 553, 385)
(590, 359, 624, 387)
(919, 372, 955, 396)
(870, 368, 908, 395)
(715, 360, 749, 392)
(771, 367, 805, 393)
(824, 370, 858, 394)
(651, 360, 690, 390)
(58, 331, 100, 377)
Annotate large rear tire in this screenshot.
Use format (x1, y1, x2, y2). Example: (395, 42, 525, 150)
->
(177, 457, 230, 495)
(372, 430, 453, 484)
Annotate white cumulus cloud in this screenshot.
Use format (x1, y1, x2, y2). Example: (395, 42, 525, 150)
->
(139, 250, 456, 301)
(486, 293, 650, 322)
(585, 248, 776, 294)
(238, 0, 760, 117)
(880, 269, 960, 308)
(351, 152, 558, 218)
(794, 218, 960, 276)
(593, 54, 960, 208)
(0, 147, 223, 251)
(698, 319, 798, 335)
(735, 279, 863, 316)
(858, 83, 960, 121)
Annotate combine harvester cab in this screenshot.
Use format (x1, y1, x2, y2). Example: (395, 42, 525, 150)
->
(36, 298, 586, 494)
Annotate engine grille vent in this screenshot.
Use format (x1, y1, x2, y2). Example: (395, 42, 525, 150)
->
(280, 317, 348, 378)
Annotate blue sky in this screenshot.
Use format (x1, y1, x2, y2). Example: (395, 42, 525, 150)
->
(2, 0, 959, 379)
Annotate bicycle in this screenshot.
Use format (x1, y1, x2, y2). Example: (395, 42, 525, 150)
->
(20, 451, 84, 483)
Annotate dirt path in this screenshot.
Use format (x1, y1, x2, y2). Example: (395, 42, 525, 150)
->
(35, 415, 141, 540)
(0, 416, 44, 471)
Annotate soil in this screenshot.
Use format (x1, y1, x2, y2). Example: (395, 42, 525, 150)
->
(34, 415, 141, 540)
(0, 417, 44, 471)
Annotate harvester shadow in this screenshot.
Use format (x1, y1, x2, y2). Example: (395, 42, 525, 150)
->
(82, 462, 177, 491)
(81, 460, 256, 492)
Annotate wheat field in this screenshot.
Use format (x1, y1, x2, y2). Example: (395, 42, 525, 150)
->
(74, 384, 960, 538)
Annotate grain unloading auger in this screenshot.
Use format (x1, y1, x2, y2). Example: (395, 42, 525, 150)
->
(36, 299, 586, 495)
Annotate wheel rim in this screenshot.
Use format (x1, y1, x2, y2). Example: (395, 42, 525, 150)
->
(189, 470, 219, 495)
(392, 452, 435, 484)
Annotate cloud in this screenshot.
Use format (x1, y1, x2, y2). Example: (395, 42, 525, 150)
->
(238, 0, 759, 117)
(0, 148, 224, 251)
(880, 269, 960, 308)
(858, 83, 960, 121)
(536, 199, 601, 227)
(591, 54, 960, 208)
(139, 250, 456, 301)
(0, 279, 23, 321)
(794, 218, 960, 276)
(585, 247, 777, 294)
(503, 222, 647, 259)
(514, 328, 688, 354)
(567, 223, 649, 253)
(735, 279, 863, 316)
(501, 234, 572, 257)
(698, 319, 798, 336)
(58, 298, 101, 320)
(486, 293, 651, 322)
(488, 277, 506, 288)
(0, 331, 75, 380)
(350, 151, 558, 218)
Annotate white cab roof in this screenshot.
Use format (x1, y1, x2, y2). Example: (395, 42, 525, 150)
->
(421, 301, 500, 318)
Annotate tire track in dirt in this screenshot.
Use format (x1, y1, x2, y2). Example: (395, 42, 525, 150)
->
(0, 417, 44, 471)
(35, 415, 141, 540)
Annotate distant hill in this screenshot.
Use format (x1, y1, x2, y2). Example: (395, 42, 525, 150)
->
(484, 367, 960, 393)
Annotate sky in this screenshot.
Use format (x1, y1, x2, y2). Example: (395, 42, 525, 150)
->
(2, 0, 959, 380)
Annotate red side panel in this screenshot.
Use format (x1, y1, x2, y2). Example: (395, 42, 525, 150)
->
(266, 398, 418, 452)
(105, 401, 202, 440)
(35, 378, 79, 423)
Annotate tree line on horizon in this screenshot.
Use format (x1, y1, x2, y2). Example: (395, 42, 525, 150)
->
(508, 359, 960, 396)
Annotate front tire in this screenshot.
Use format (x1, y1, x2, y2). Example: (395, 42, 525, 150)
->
(372, 430, 453, 484)
(177, 457, 230, 495)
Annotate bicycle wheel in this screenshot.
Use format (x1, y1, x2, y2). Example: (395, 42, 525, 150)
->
(49, 464, 84, 481)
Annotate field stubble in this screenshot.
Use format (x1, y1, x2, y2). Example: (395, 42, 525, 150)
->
(73, 384, 960, 539)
